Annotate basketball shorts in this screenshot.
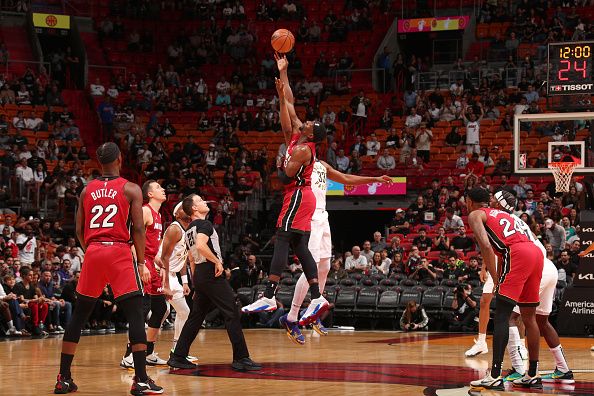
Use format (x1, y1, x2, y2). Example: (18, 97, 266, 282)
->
(77, 242, 142, 301)
(144, 256, 163, 296)
(496, 242, 544, 307)
(169, 272, 184, 301)
(276, 187, 315, 233)
(513, 257, 558, 315)
(309, 210, 332, 263)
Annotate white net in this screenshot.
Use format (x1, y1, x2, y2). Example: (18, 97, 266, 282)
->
(548, 162, 578, 192)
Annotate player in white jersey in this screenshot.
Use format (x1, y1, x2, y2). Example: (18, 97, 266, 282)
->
(489, 190, 573, 384)
(280, 160, 391, 344)
(155, 202, 197, 362)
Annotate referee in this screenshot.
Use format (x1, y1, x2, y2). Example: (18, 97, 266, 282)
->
(167, 194, 261, 371)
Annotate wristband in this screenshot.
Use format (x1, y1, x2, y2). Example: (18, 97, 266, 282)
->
(181, 275, 188, 284)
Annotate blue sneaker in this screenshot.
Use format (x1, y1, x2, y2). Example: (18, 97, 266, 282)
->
(279, 314, 305, 345)
(504, 368, 524, 382)
(311, 319, 328, 336)
(298, 296, 329, 326)
(541, 369, 575, 384)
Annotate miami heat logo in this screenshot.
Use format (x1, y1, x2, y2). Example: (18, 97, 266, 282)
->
(45, 15, 58, 27)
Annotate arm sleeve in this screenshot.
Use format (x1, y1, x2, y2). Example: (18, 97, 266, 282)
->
(418, 309, 429, 328)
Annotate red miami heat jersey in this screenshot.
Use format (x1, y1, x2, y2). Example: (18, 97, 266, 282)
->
(83, 177, 131, 245)
(144, 203, 162, 258)
(283, 133, 316, 191)
(479, 207, 535, 252)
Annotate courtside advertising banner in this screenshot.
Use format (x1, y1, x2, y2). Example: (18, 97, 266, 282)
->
(32, 13, 71, 30)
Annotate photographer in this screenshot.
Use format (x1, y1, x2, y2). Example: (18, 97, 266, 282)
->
(448, 283, 478, 332)
(400, 300, 429, 332)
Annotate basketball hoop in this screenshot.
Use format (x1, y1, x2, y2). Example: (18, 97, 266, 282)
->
(548, 162, 578, 192)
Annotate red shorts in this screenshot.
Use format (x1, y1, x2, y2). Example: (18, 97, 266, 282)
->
(144, 256, 163, 295)
(496, 242, 544, 307)
(276, 187, 315, 233)
(77, 242, 143, 301)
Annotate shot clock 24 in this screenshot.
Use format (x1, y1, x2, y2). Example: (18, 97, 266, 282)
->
(548, 41, 593, 95)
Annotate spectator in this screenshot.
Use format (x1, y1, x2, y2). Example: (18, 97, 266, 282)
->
(366, 133, 380, 156)
(545, 218, 566, 256)
(450, 226, 474, 252)
(400, 300, 429, 331)
(410, 257, 437, 282)
(328, 258, 348, 281)
(344, 246, 368, 273)
(415, 122, 433, 163)
(412, 227, 431, 254)
(377, 148, 396, 171)
(349, 90, 370, 135)
(233, 177, 254, 202)
(478, 148, 494, 169)
(13, 267, 48, 335)
(326, 142, 338, 169)
(404, 148, 423, 170)
(492, 154, 512, 177)
(442, 255, 463, 281)
(443, 207, 464, 232)
(513, 176, 532, 200)
(460, 256, 481, 284)
(38, 270, 71, 333)
(524, 84, 539, 104)
(556, 249, 576, 279)
(448, 284, 478, 332)
(350, 135, 367, 156)
(90, 78, 105, 96)
(360, 240, 374, 262)
(371, 231, 386, 253)
(389, 209, 410, 235)
(455, 149, 469, 169)
(432, 227, 451, 251)
(405, 107, 422, 129)
(465, 153, 485, 177)
(445, 126, 463, 146)
(462, 103, 483, 154)
(97, 96, 115, 141)
(336, 149, 349, 173)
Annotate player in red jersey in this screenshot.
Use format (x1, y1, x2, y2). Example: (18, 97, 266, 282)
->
(242, 54, 328, 325)
(121, 180, 170, 368)
(467, 187, 544, 391)
(54, 142, 163, 395)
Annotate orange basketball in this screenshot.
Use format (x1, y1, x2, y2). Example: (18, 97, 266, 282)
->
(271, 29, 295, 53)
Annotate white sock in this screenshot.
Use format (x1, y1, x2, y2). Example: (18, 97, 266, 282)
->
(550, 345, 570, 373)
(507, 326, 525, 374)
(477, 333, 486, 343)
(7, 320, 14, 330)
(287, 272, 309, 323)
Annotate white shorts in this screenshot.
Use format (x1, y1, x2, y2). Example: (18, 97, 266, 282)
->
(309, 210, 332, 263)
(169, 272, 184, 301)
(513, 258, 558, 316)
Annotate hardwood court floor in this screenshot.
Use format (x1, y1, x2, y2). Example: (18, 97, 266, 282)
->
(1, 329, 593, 395)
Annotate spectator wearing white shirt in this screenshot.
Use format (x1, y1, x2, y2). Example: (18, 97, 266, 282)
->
(415, 123, 433, 163)
(106, 84, 119, 99)
(377, 148, 396, 170)
(216, 76, 230, 95)
(514, 97, 528, 115)
(405, 107, 422, 129)
(64, 247, 83, 273)
(344, 246, 369, 273)
(322, 107, 336, 125)
(443, 207, 464, 232)
(137, 144, 153, 164)
(205, 143, 219, 168)
(15, 158, 34, 183)
(462, 103, 483, 154)
(12, 110, 26, 129)
(336, 149, 349, 172)
(455, 149, 469, 169)
(16, 226, 37, 265)
(366, 133, 381, 156)
(25, 111, 44, 131)
(449, 78, 464, 96)
(513, 176, 532, 200)
(90, 78, 105, 96)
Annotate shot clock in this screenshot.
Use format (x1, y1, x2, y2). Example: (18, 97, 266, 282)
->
(547, 41, 593, 95)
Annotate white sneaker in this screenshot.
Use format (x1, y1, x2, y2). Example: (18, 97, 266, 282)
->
(513, 373, 542, 388)
(171, 348, 198, 362)
(240, 297, 277, 313)
(120, 354, 134, 369)
(470, 371, 504, 391)
(7, 328, 22, 336)
(465, 339, 489, 357)
(518, 344, 529, 361)
(146, 352, 167, 366)
(298, 296, 329, 326)
(56, 325, 65, 334)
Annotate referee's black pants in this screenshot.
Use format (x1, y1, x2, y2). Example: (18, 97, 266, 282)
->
(173, 265, 250, 361)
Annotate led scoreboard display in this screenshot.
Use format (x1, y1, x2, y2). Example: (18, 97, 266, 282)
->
(548, 41, 593, 95)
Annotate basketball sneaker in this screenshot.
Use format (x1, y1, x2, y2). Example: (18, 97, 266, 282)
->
(504, 367, 524, 382)
(120, 354, 134, 369)
(311, 318, 328, 336)
(170, 348, 198, 362)
(53, 374, 78, 394)
(146, 353, 167, 366)
(279, 314, 305, 345)
(541, 369, 575, 384)
(298, 296, 329, 326)
(130, 376, 163, 395)
(512, 374, 542, 388)
(465, 339, 488, 357)
(167, 353, 198, 370)
(231, 357, 263, 372)
(470, 371, 504, 391)
(240, 297, 277, 313)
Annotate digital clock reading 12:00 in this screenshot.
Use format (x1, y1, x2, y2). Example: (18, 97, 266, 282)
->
(548, 41, 594, 95)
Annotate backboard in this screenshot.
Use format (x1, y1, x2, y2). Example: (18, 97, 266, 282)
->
(513, 112, 593, 174)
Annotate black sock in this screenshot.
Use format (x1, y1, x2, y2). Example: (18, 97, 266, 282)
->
(528, 360, 538, 377)
(132, 350, 148, 382)
(146, 341, 155, 356)
(491, 362, 502, 378)
(59, 353, 74, 378)
(264, 280, 278, 299)
(309, 283, 321, 299)
(124, 343, 132, 357)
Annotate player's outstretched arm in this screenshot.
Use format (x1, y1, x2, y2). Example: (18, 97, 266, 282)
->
(284, 145, 312, 177)
(468, 210, 497, 282)
(275, 53, 302, 128)
(276, 77, 293, 147)
(322, 160, 392, 185)
(75, 187, 87, 251)
(126, 182, 148, 283)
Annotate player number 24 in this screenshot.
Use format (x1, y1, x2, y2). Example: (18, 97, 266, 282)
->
(499, 217, 533, 240)
(89, 204, 118, 228)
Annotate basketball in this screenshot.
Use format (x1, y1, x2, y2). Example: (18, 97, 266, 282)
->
(271, 28, 295, 53)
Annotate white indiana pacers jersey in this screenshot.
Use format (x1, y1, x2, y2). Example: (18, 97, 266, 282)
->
(311, 161, 327, 213)
(156, 221, 188, 273)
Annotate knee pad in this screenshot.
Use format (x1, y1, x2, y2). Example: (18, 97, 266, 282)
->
(147, 295, 169, 329)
